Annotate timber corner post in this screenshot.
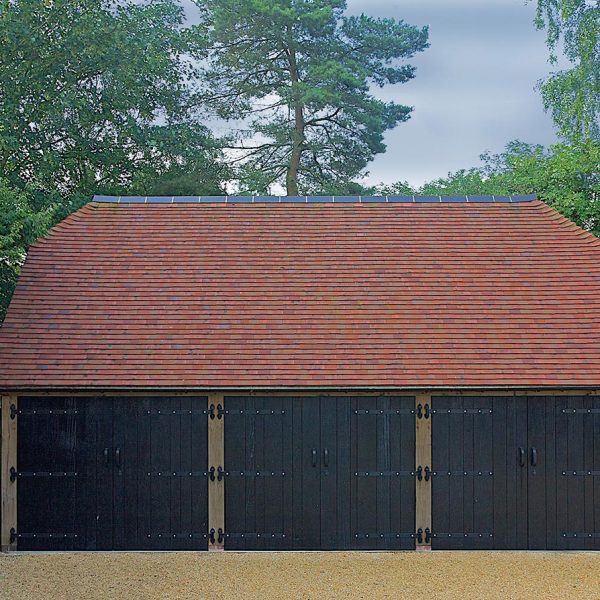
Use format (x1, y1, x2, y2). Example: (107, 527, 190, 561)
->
(207, 393, 225, 550)
(415, 393, 432, 551)
(1, 396, 18, 552)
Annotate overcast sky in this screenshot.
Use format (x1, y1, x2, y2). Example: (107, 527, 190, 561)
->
(345, 0, 559, 186)
(182, 0, 560, 188)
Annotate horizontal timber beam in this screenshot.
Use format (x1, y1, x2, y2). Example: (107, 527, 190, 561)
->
(3, 389, 600, 398)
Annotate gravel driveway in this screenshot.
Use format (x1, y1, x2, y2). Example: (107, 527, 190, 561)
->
(1, 551, 599, 600)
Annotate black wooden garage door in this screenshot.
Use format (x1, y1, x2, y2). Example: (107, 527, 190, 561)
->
(16, 396, 208, 550)
(432, 395, 600, 550)
(223, 396, 415, 550)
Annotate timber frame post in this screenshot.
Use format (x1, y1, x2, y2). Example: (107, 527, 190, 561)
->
(207, 393, 224, 550)
(415, 393, 432, 550)
(1, 395, 17, 552)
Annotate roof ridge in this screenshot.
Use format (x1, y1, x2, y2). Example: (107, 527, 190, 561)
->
(92, 194, 538, 205)
(533, 201, 600, 248)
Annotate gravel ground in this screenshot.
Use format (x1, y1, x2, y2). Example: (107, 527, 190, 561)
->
(1, 551, 599, 600)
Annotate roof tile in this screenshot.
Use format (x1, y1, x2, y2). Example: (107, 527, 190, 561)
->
(0, 198, 599, 390)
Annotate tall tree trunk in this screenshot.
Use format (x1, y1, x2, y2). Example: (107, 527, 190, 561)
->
(286, 43, 304, 196)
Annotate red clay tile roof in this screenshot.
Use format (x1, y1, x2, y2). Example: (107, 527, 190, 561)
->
(1, 197, 600, 390)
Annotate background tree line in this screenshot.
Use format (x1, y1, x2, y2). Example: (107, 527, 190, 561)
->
(0, 0, 598, 319)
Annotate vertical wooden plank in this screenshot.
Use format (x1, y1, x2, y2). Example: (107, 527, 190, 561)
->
(208, 393, 224, 550)
(431, 395, 448, 549)
(515, 396, 528, 550)
(448, 396, 464, 548)
(544, 395, 557, 550)
(1, 396, 17, 552)
(191, 396, 209, 550)
(281, 397, 294, 549)
(567, 395, 585, 550)
(475, 397, 494, 549)
(583, 395, 594, 551)
(137, 397, 152, 549)
(319, 397, 336, 549)
(462, 396, 475, 547)
(492, 396, 508, 549)
(223, 396, 245, 550)
(354, 396, 377, 549)
(555, 395, 569, 550)
(301, 396, 321, 549)
(335, 396, 351, 549)
(415, 393, 431, 549)
(593, 396, 600, 551)
(399, 396, 416, 550)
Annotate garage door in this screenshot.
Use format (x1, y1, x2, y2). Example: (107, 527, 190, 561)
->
(223, 395, 415, 550)
(431, 395, 600, 550)
(16, 396, 208, 550)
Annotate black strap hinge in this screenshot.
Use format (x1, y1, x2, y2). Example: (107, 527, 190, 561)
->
(416, 403, 431, 419)
(209, 466, 225, 482)
(416, 528, 432, 544)
(209, 528, 224, 545)
(416, 465, 431, 482)
(208, 403, 224, 420)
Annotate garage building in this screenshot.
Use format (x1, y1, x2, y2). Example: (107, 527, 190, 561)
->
(1, 194, 600, 551)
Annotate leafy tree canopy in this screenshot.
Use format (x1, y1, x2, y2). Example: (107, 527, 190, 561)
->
(0, 179, 55, 320)
(382, 140, 600, 236)
(0, 0, 224, 196)
(195, 0, 429, 194)
(531, 0, 600, 141)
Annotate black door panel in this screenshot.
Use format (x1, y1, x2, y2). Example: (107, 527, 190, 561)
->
(224, 395, 415, 550)
(432, 395, 526, 550)
(17, 396, 208, 550)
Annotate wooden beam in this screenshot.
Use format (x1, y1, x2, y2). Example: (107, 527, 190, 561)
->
(207, 393, 224, 550)
(1, 396, 17, 552)
(415, 393, 432, 550)
(8, 388, 600, 398)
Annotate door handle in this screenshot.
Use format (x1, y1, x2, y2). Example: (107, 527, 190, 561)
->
(115, 447, 121, 470)
(531, 447, 537, 467)
(323, 448, 329, 468)
(103, 447, 110, 467)
(311, 448, 317, 467)
(518, 447, 525, 467)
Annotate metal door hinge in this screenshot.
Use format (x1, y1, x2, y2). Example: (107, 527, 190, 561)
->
(416, 465, 431, 482)
(208, 404, 224, 420)
(10, 403, 17, 419)
(9, 466, 17, 482)
(209, 528, 224, 544)
(416, 528, 432, 544)
(208, 466, 224, 482)
(416, 403, 430, 419)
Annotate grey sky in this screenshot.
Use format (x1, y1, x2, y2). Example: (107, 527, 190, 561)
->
(345, 0, 559, 186)
(181, 0, 560, 187)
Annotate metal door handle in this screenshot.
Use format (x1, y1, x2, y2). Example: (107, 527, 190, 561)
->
(323, 448, 329, 468)
(115, 447, 121, 469)
(518, 447, 525, 467)
(531, 447, 537, 467)
(103, 447, 110, 467)
(311, 448, 317, 467)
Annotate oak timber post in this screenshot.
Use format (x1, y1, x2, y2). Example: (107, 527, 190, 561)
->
(1, 396, 17, 552)
(415, 393, 432, 550)
(208, 393, 224, 550)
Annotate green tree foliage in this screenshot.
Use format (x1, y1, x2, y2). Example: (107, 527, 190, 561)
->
(196, 0, 428, 194)
(0, 179, 55, 320)
(0, 0, 223, 195)
(531, 0, 600, 141)
(398, 140, 600, 235)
